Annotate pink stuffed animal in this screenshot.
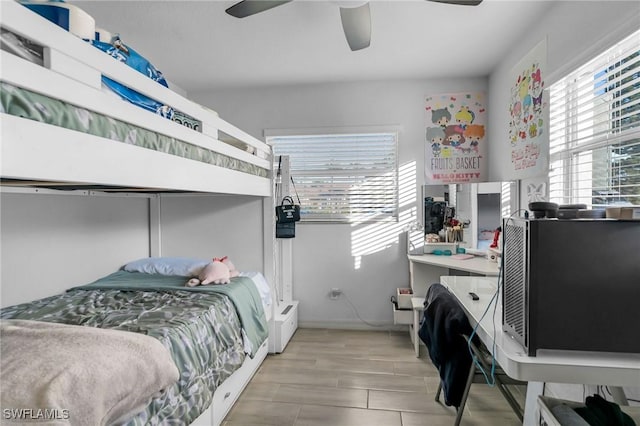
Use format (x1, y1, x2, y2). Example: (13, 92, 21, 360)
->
(186, 256, 238, 287)
(219, 256, 239, 278)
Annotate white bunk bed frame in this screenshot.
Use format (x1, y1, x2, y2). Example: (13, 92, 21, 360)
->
(0, 0, 271, 196)
(0, 2, 274, 425)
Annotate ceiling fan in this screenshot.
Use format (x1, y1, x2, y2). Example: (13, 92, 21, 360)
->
(225, 0, 483, 52)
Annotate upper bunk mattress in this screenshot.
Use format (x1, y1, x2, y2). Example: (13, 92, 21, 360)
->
(0, 81, 269, 180)
(0, 273, 268, 425)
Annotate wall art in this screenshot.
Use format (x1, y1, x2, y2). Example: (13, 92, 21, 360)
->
(425, 92, 487, 184)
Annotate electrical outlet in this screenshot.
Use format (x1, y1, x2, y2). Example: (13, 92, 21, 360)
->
(329, 288, 342, 300)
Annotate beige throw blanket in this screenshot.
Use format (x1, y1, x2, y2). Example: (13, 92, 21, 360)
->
(0, 320, 179, 425)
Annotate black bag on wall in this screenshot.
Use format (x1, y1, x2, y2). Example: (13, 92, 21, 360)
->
(274, 155, 300, 238)
(275, 196, 300, 223)
(276, 221, 295, 238)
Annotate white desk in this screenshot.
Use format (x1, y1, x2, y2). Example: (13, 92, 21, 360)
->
(408, 254, 499, 300)
(407, 255, 499, 357)
(409, 254, 500, 276)
(440, 275, 640, 426)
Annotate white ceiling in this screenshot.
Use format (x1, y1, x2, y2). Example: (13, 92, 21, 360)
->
(72, 0, 555, 93)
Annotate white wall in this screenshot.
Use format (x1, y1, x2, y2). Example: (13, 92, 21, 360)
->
(0, 192, 267, 308)
(158, 194, 265, 272)
(192, 77, 487, 327)
(0, 192, 149, 307)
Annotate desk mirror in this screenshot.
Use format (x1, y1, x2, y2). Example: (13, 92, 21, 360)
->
(422, 182, 517, 250)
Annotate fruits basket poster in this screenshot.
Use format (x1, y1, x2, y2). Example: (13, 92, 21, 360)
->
(508, 38, 549, 178)
(425, 92, 487, 184)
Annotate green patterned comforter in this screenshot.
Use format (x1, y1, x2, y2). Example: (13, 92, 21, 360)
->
(0, 274, 266, 425)
(0, 81, 268, 179)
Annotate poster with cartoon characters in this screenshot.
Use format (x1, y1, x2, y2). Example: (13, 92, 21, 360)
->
(425, 92, 487, 184)
(508, 38, 549, 178)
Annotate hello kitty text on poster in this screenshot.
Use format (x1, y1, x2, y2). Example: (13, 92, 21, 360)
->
(424, 92, 487, 184)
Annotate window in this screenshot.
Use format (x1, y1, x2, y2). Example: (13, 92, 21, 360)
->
(549, 29, 640, 208)
(269, 132, 398, 222)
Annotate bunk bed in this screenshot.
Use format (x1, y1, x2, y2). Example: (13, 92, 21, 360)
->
(0, 2, 274, 425)
(0, 0, 271, 195)
(0, 265, 272, 425)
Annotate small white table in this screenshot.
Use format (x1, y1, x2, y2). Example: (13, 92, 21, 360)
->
(439, 275, 640, 426)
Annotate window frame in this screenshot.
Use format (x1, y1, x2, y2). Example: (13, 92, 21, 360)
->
(266, 126, 401, 223)
(548, 28, 640, 209)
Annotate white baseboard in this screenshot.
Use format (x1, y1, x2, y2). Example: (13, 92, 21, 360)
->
(298, 320, 406, 331)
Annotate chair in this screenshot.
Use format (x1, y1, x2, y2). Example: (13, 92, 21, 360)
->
(434, 334, 525, 426)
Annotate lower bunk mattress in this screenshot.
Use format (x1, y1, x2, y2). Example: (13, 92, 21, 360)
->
(0, 271, 269, 425)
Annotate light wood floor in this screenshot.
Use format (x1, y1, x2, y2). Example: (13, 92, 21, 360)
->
(223, 328, 526, 425)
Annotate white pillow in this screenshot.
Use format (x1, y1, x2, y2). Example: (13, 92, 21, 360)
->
(123, 257, 210, 276)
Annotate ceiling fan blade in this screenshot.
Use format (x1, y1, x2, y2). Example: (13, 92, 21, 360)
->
(427, 0, 483, 5)
(339, 2, 371, 51)
(225, 0, 293, 18)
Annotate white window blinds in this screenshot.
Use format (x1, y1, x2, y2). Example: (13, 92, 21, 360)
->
(549, 29, 640, 208)
(269, 132, 398, 222)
